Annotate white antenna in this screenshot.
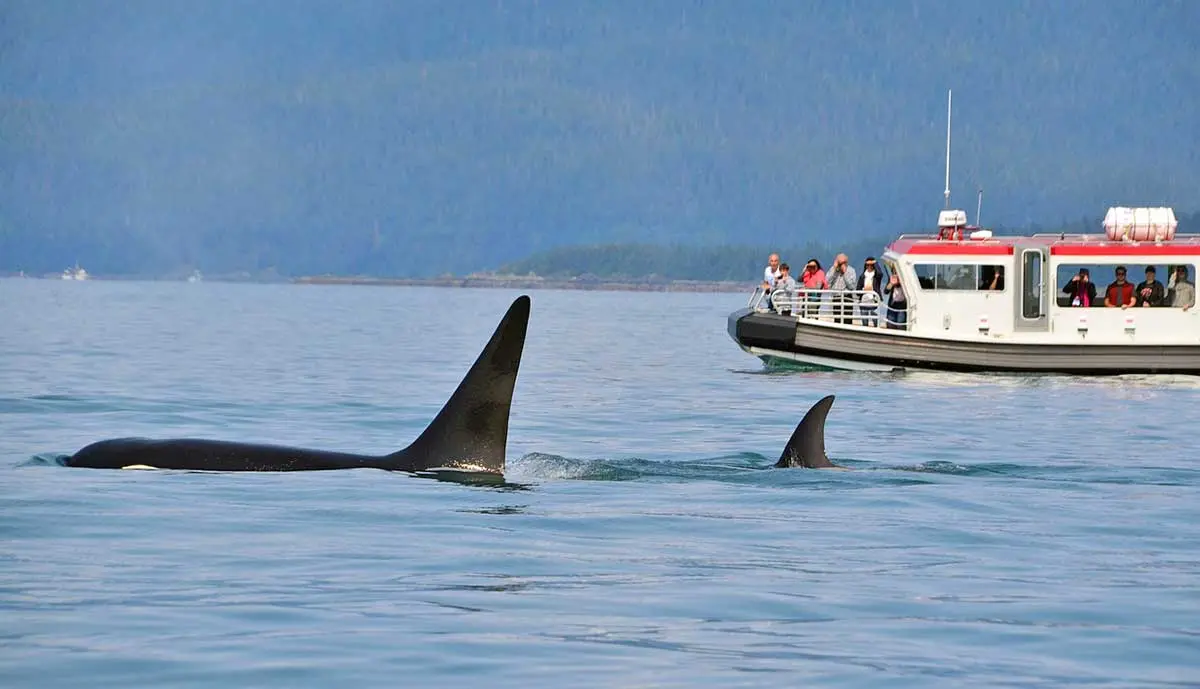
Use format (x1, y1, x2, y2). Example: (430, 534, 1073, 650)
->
(943, 89, 952, 209)
(976, 187, 983, 226)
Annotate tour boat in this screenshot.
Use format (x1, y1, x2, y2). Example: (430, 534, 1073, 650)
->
(727, 91, 1199, 375)
(727, 206, 1199, 375)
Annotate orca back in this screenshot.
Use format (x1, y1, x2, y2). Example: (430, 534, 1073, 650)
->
(66, 295, 532, 474)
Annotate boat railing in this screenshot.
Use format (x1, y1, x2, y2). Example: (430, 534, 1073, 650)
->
(748, 286, 770, 308)
(754, 287, 911, 329)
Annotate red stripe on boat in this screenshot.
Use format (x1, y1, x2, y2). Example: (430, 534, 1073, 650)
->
(890, 241, 1015, 256)
(1050, 244, 1200, 256)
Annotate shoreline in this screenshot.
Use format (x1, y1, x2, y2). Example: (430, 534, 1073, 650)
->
(2, 272, 756, 293)
(291, 275, 755, 293)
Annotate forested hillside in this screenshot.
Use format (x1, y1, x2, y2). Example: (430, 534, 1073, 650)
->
(2, 0, 1197, 277)
(495, 210, 1200, 281)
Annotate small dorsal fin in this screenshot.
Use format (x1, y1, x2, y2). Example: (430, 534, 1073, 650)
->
(775, 394, 835, 468)
(387, 295, 530, 474)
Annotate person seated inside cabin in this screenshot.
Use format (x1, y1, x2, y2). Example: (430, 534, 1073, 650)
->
(1104, 266, 1136, 308)
(1135, 266, 1166, 307)
(944, 265, 975, 290)
(771, 262, 798, 315)
(981, 266, 1004, 290)
(1063, 268, 1097, 307)
(1168, 265, 1195, 310)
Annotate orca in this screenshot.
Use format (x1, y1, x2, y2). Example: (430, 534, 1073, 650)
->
(774, 394, 838, 469)
(65, 295, 531, 474)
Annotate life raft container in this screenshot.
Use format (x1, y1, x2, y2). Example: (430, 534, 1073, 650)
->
(1103, 206, 1177, 242)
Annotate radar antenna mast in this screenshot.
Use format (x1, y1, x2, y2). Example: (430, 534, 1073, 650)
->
(943, 89, 952, 210)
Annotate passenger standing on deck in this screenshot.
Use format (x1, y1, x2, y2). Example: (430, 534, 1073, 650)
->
(800, 259, 828, 319)
(856, 257, 884, 326)
(761, 253, 782, 290)
(760, 252, 782, 310)
(772, 263, 797, 315)
(827, 253, 857, 325)
(1104, 266, 1136, 308)
(884, 273, 908, 329)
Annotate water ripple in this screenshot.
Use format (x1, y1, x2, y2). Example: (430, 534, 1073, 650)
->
(2, 281, 1198, 687)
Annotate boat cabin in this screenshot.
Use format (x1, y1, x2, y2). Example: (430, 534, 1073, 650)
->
(882, 207, 1196, 343)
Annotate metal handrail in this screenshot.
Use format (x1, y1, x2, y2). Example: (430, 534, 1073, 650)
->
(758, 287, 912, 328)
(748, 286, 769, 309)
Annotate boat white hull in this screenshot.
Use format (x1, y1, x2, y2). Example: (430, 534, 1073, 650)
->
(746, 345, 902, 372)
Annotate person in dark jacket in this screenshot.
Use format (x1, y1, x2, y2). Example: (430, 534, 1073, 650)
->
(884, 272, 908, 329)
(1063, 268, 1098, 307)
(855, 256, 885, 326)
(1135, 266, 1166, 307)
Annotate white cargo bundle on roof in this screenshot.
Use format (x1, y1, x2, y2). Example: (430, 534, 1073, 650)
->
(1103, 206, 1178, 242)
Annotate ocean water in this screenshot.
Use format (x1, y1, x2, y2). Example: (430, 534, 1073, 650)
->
(2, 279, 1197, 688)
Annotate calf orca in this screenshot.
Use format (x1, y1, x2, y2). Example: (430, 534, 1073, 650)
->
(775, 394, 838, 469)
(65, 295, 531, 474)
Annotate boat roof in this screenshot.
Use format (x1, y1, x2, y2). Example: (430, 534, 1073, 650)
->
(887, 233, 1200, 258)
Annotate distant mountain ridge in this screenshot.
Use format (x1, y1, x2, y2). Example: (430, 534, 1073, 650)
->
(1, 0, 1197, 277)
(496, 209, 1200, 282)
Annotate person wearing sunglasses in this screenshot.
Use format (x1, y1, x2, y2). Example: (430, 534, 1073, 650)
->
(1104, 266, 1136, 308)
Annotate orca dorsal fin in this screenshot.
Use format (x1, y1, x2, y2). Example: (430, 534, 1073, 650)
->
(775, 394, 835, 468)
(387, 295, 530, 474)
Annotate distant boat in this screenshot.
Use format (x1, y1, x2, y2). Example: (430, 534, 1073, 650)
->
(187, 270, 203, 283)
(61, 263, 89, 280)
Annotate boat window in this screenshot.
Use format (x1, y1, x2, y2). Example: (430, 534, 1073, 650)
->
(1054, 263, 1196, 308)
(913, 263, 1006, 291)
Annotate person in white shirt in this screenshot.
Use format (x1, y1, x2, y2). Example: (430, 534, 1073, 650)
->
(761, 253, 782, 290)
(761, 253, 782, 310)
(855, 257, 884, 326)
(1168, 265, 1195, 310)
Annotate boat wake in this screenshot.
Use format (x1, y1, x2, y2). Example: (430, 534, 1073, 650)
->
(505, 454, 1198, 487)
(504, 452, 983, 486)
(22, 453, 70, 467)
